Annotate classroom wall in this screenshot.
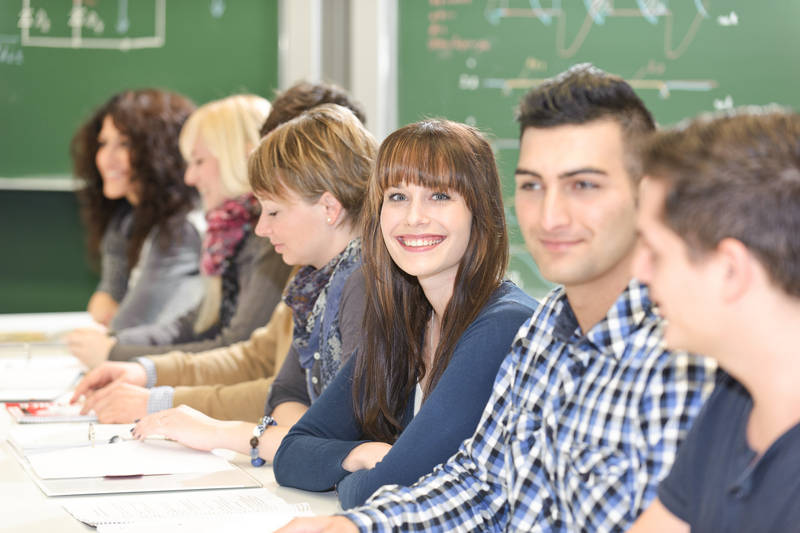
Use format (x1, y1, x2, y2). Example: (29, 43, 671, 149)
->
(2, 1, 797, 311)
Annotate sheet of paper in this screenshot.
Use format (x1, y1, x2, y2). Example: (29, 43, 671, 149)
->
(0, 354, 85, 401)
(63, 488, 311, 527)
(95, 512, 306, 533)
(9, 422, 132, 453)
(27, 439, 235, 479)
(6, 401, 98, 423)
(0, 312, 96, 338)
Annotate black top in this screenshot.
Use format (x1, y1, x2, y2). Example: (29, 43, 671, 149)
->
(659, 372, 800, 532)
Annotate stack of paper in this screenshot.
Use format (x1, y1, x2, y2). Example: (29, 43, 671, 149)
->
(6, 401, 97, 423)
(9, 422, 131, 454)
(0, 354, 86, 401)
(27, 439, 237, 479)
(63, 488, 311, 531)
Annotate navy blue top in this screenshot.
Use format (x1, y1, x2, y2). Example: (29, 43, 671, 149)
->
(659, 372, 800, 532)
(273, 281, 537, 508)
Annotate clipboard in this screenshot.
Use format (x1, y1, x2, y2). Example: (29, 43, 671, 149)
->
(8, 440, 261, 496)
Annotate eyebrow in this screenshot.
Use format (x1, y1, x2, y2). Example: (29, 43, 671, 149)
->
(514, 167, 609, 179)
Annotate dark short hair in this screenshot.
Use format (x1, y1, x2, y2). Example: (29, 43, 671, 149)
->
(644, 108, 800, 297)
(516, 63, 656, 180)
(259, 81, 366, 137)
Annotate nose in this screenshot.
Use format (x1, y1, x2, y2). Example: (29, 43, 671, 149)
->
(539, 188, 570, 231)
(184, 163, 197, 187)
(254, 210, 271, 237)
(95, 145, 111, 172)
(405, 196, 429, 226)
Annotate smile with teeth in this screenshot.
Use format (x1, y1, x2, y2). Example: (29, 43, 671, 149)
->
(397, 235, 445, 249)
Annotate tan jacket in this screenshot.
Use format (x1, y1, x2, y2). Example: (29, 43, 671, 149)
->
(145, 301, 293, 422)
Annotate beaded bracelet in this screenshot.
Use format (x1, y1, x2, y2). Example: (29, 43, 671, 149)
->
(250, 415, 277, 467)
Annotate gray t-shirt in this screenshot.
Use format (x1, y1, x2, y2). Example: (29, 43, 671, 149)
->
(102, 208, 205, 331)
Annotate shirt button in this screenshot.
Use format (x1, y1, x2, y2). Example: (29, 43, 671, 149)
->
(311, 376, 319, 384)
(313, 352, 321, 360)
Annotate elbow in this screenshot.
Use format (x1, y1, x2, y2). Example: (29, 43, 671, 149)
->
(271, 438, 294, 487)
(336, 472, 370, 510)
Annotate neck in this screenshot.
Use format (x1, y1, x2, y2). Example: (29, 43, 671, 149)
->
(564, 254, 633, 334)
(312, 225, 358, 269)
(418, 271, 456, 322)
(718, 299, 800, 453)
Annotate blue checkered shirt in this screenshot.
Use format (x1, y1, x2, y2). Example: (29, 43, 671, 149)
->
(345, 280, 717, 532)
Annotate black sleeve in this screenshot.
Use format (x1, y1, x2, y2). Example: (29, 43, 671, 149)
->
(265, 345, 311, 413)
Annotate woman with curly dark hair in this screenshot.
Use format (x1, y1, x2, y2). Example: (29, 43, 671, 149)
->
(72, 89, 205, 330)
(67, 94, 293, 369)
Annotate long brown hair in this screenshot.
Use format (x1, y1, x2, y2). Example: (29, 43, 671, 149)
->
(71, 89, 197, 269)
(353, 119, 509, 442)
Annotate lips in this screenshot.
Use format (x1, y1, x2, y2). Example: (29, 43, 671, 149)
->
(539, 238, 581, 252)
(396, 235, 445, 251)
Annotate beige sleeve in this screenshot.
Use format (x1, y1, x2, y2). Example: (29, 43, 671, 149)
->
(143, 302, 294, 421)
(171, 378, 278, 422)
(148, 302, 293, 387)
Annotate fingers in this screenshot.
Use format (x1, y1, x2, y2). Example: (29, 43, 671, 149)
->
(71, 366, 113, 403)
(132, 410, 172, 440)
(81, 382, 148, 423)
(275, 517, 357, 533)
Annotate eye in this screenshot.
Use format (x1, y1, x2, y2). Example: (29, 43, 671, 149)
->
(516, 180, 541, 191)
(573, 180, 598, 191)
(431, 191, 451, 201)
(386, 192, 406, 202)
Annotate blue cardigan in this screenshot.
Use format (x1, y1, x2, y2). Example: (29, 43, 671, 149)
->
(273, 281, 537, 508)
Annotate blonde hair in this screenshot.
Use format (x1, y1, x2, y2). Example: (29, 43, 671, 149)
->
(248, 103, 377, 229)
(180, 94, 271, 199)
(180, 94, 271, 333)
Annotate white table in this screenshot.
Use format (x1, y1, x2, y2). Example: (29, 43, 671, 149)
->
(0, 313, 340, 532)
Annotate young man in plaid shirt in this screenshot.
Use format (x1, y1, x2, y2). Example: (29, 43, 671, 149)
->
(280, 64, 717, 532)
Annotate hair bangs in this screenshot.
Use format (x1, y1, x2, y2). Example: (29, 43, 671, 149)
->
(376, 124, 470, 200)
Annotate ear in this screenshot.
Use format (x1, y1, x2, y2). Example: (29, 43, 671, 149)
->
(715, 238, 754, 303)
(318, 191, 345, 226)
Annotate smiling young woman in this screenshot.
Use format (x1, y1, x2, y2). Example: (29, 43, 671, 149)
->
(271, 119, 538, 509)
(71, 89, 202, 330)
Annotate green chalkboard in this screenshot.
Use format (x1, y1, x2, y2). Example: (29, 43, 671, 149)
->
(0, 0, 278, 179)
(399, 0, 800, 298)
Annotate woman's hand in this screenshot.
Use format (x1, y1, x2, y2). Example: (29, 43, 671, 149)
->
(71, 361, 147, 404)
(132, 405, 227, 452)
(341, 441, 392, 472)
(66, 328, 116, 369)
(87, 291, 119, 326)
(276, 516, 358, 533)
(79, 381, 150, 422)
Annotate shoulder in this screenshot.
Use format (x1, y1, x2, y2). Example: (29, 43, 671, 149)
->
(236, 232, 278, 265)
(478, 280, 538, 320)
(152, 208, 203, 243)
(455, 282, 538, 353)
(690, 371, 748, 428)
(341, 266, 365, 298)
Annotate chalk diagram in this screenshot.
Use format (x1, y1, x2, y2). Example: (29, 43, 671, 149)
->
(475, 0, 718, 99)
(15, 0, 165, 50)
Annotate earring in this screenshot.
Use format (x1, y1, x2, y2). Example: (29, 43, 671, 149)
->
(326, 217, 332, 224)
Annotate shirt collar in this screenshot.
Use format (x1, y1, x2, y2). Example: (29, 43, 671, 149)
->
(551, 278, 655, 359)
